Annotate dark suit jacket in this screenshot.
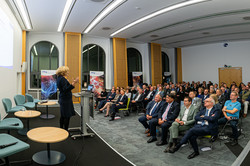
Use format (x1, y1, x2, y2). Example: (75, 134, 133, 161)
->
(194, 106, 220, 135)
(146, 100, 164, 118)
(145, 91, 155, 101)
(218, 94, 226, 106)
(107, 92, 116, 101)
(201, 94, 210, 103)
(57, 75, 75, 117)
(158, 101, 180, 125)
(133, 93, 144, 103)
(116, 95, 128, 107)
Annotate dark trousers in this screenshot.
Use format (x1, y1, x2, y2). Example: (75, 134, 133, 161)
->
(98, 100, 107, 109)
(218, 117, 238, 139)
(138, 116, 150, 129)
(179, 125, 211, 152)
(60, 117, 70, 130)
(149, 118, 172, 142)
(111, 104, 126, 117)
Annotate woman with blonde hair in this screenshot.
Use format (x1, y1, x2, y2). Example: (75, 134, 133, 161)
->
(56, 66, 79, 130)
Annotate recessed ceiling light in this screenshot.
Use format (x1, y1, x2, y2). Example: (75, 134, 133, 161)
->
(243, 16, 250, 21)
(150, 35, 159, 38)
(135, 7, 141, 10)
(84, 0, 127, 33)
(102, 27, 111, 30)
(90, 0, 106, 2)
(110, 0, 209, 36)
(13, 0, 32, 29)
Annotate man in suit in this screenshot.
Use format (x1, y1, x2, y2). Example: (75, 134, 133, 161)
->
(218, 91, 241, 146)
(131, 88, 145, 111)
(201, 88, 210, 104)
(142, 84, 149, 96)
(138, 94, 164, 135)
(143, 86, 155, 107)
(147, 94, 180, 146)
(109, 89, 128, 121)
(189, 91, 202, 110)
(216, 89, 226, 108)
(164, 96, 199, 153)
(169, 98, 220, 159)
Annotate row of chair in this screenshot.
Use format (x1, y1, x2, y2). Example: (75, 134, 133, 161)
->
(0, 94, 40, 165)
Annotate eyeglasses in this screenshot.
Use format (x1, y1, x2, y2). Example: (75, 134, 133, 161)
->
(204, 100, 211, 103)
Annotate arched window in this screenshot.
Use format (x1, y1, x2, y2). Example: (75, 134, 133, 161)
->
(162, 51, 169, 73)
(82, 44, 105, 87)
(30, 41, 59, 88)
(162, 51, 171, 83)
(127, 48, 142, 86)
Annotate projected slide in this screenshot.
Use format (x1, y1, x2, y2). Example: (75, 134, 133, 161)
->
(0, 7, 14, 69)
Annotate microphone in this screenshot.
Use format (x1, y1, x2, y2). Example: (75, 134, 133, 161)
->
(0, 142, 18, 149)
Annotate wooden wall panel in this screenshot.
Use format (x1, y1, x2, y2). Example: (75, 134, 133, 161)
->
(177, 48, 182, 83)
(219, 67, 242, 87)
(65, 32, 81, 103)
(151, 43, 162, 86)
(113, 38, 128, 88)
(22, 31, 26, 95)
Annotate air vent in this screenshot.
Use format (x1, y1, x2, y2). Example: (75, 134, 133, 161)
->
(150, 35, 159, 38)
(102, 27, 111, 30)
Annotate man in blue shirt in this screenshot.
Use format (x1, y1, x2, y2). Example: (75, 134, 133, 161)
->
(218, 91, 241, 146)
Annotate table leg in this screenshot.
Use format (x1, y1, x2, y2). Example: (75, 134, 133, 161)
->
(32, 143, 66, 165)
(27, 119, 30, 131)
(40, 105, 55, 119)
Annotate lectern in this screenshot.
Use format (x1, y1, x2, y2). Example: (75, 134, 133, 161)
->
(70, 91, 95, 139)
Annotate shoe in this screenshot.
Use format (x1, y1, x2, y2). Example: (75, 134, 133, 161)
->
(146, 133, 151, 137)
(231, 139, 238, 146)
(145, 129, 150, 134)
(243, 114, 247, 118)
(156, 140, 167, 146)
(109, 117, 115, 121)
(104, 115, 109, 117)
(164, 143, 173, 153)
(147, 137, 157, 143)
(97, 111, 103, 114)
(187, 151, 199, 159)
(210, 135, 217, 142)
(169, 144, 181, 153)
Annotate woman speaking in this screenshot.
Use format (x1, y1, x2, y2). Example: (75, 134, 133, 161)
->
(56, 66, 79, 130)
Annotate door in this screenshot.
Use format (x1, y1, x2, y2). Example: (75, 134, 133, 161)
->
(219, 67, 242, 87)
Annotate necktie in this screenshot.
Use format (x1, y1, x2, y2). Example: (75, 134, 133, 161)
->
(149, 103, 158, 115)
(201, 109, 209, 126)
(162, 104, 171, 120)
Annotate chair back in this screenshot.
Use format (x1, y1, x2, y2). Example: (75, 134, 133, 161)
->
(14, 95, 26, 106)
(25, 94, 34, 102)
(2, 98, 12, 113)
(126, 98, 130, 109)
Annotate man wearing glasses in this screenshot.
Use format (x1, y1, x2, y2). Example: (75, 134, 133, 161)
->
(218, 91, 241, 146)
(169, 98, 220, 159)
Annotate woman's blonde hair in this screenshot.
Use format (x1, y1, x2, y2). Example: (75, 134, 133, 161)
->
(56, 66, 69, 76)
(209, 94, 218, 104)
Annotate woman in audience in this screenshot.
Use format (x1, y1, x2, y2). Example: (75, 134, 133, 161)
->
(100, 90, 120, 117)
(56, 66, 79, 130)
(125, 88, 132, 99)
(176, 86, 185, 103)
(197, 87, 204, 98)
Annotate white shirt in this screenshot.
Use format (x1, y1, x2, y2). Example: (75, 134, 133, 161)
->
(146, 91, 153, 99)
(135, 94, 141, 101)
(182, 105, 191, 122)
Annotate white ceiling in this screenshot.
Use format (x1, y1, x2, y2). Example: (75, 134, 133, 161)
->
(7, 0, 250, 47)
